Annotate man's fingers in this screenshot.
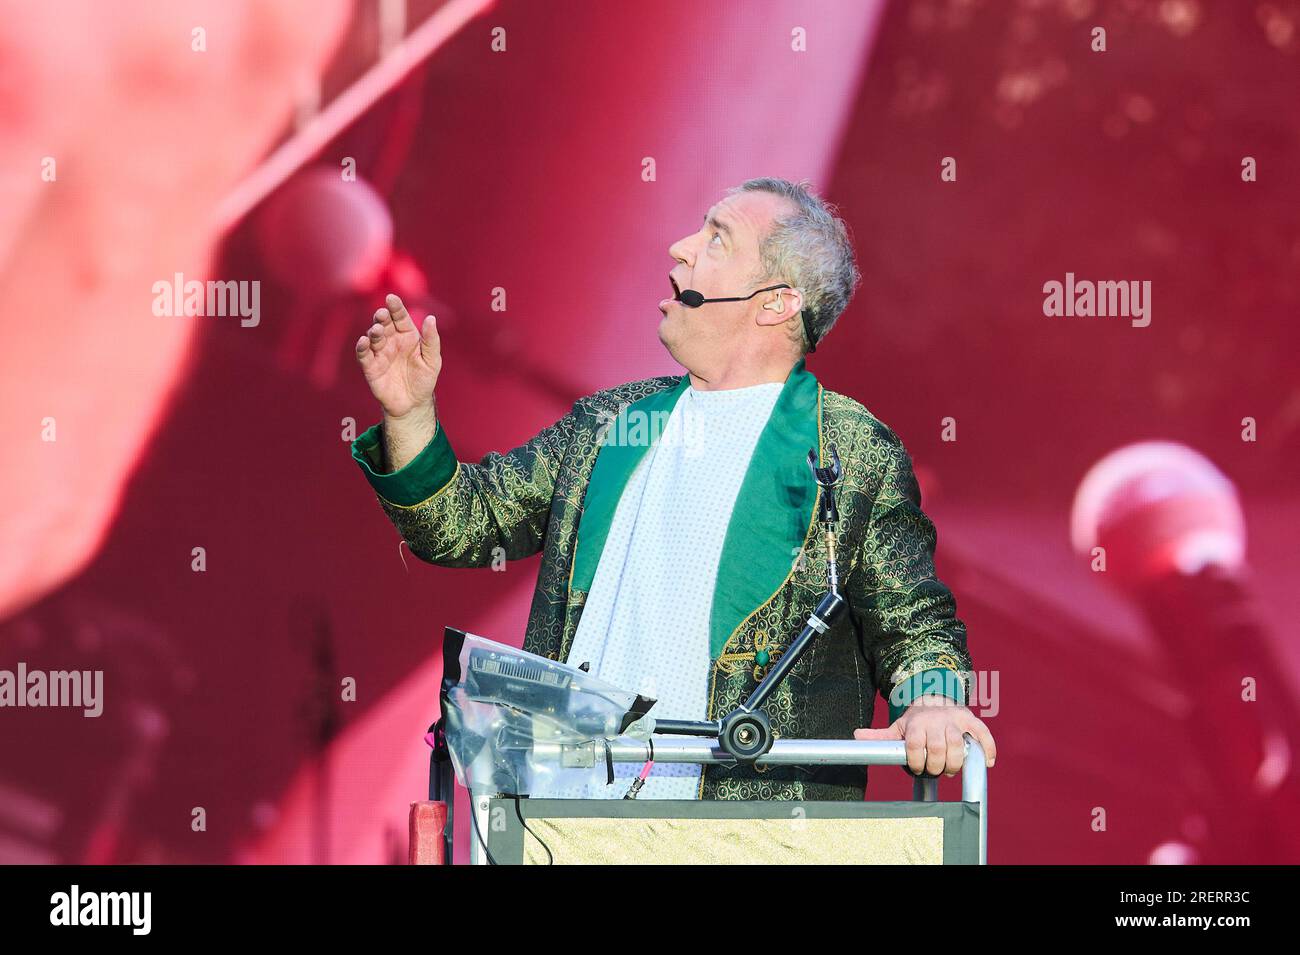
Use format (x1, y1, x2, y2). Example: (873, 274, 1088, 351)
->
(943, 724, 965, 777)
(418, 314, 440, 362)
(853, 725, 903, 741)
(904, 723, 928, 775)
(386, 293, 414, 331)
(366, 322, 389, 354)
(961, 718, 998, 768)
(925, 727, 947, 776)
(419, 313, 439, 343)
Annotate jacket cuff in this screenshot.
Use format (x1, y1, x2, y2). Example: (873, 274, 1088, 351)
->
(887, 667, 966, 724)
(351, 421, 457, 506)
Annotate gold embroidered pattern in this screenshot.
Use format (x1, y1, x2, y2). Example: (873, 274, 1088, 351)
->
(365, 378, 975, 803)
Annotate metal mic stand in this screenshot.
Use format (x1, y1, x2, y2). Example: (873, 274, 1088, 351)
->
(654, 445, 846, 761)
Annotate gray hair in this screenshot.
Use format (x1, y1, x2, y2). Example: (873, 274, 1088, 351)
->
(728, 177, 861, 353)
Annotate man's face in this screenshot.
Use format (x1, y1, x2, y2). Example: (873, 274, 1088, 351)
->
(658, 190, 791, 365)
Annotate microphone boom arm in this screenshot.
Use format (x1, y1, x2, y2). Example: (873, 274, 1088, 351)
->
(656, 445, 847, 761)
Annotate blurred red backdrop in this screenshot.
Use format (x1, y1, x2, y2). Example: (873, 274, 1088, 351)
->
(1, 0, 1297, 864)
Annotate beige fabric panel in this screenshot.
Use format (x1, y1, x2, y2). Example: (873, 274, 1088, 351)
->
(522, 815, 944, 864)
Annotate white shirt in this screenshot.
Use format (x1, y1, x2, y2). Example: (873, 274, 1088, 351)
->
(537, 380, 782, 799)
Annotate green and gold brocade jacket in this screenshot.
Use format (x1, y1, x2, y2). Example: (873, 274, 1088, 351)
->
(351, 359, 973, 801)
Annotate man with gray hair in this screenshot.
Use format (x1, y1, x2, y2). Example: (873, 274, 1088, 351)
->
(351, 177, 995, 801)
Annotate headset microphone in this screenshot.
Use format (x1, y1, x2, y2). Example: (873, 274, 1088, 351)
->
(676, 283, 819, 352)
(677, 283, 788, 308)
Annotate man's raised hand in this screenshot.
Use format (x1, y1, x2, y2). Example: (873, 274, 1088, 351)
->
(356, 293, 441, 471)
(355, 293, 441, 421)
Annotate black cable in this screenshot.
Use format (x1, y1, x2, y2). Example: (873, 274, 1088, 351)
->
(513, 796, 554, 866)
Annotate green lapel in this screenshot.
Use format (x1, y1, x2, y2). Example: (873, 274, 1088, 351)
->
(569, 360, 821, 661)
(709, 359, 820, 657)
(570, 374, 690, 594)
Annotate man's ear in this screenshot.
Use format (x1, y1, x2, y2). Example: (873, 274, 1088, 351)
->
(756, 288, 805, 328)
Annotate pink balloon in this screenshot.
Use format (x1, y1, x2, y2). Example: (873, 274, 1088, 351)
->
(1070, 441, 1246, 588)
(256, 167, 393, 295)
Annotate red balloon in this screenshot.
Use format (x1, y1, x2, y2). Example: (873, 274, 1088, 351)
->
(1071, 441, 1246, 589)
(255, 166, 393, 296)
